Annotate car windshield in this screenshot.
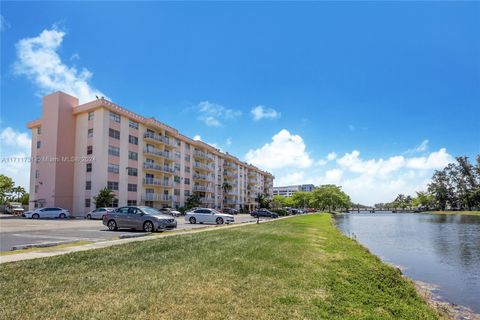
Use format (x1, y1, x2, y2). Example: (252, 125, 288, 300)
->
(139, 207, 163, 215)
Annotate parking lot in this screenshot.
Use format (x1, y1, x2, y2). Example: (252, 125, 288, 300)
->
(0, 214, 260, 251)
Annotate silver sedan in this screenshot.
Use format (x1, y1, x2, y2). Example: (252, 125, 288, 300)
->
(103, 206, 177, 232)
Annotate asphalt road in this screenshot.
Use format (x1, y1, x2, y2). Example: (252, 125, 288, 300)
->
(0, 214, 260, 251)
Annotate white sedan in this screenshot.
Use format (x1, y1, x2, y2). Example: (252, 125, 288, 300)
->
(185, 208, 234, 225)
(24, 207, 70, 219)
(85, 207, 115, 220)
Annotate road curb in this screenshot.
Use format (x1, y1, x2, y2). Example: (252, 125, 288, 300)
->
(10, 240, 79, 251)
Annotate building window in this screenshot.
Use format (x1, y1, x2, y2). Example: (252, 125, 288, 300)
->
(184, 178, 190, 185)
(36, 141, 41, 149)
(37, 127, 41, 134)
(127, 184, 137, 192)
(185, 166, 190, 173)
(127, 200, 137, 206)
(174, 163, 180, 171)
(129, 120, 139, 130)
(128, 151, 138, 161)
(108, 163, 119, 174)
(174, 176, 181, 183)
(145, 201, 153, 207)
(85, 198, 91, 208)
(109, 128, 120, 140)
(112, 199, 119, 207)
(110, 111, 121, 123)
(86, 181, 91, 190)
(128, 135, 138, 145)
(127, 167, 138, 176)
(184, 154, 190, 162)
(108, 145, 120, 157)
(86, 163, 92, 172)
(35, 185, 39, 193)
(107, 181, 119, 190)
(88, 112, 94, 120)
(87, 145, 93, 155)
(88, 128, 94, 138)
(184, 190, 190, 197)
(185, 143, 190, 150)
(35, 170, 39, 179)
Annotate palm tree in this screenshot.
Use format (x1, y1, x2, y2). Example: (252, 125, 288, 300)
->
(222, 182, 232, 194)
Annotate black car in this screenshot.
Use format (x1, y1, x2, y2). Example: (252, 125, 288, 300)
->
(250, 209, 279, 218)
(223, 208, 239, 215)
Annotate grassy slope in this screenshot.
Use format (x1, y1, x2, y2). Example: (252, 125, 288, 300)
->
(0, 214, 439, 320)
(425, 211, 480, 216)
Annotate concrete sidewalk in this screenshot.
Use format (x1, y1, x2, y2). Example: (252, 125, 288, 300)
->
(0, 215, 294, 264)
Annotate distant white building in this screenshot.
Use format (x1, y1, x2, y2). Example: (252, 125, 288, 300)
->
(273, 184, 315, 197)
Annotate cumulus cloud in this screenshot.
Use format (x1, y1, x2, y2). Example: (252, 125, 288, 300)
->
(193, 135, 202, 141)
(195, 101, 241, 127)
(14, 26, 107, 104)
(245, 129, 313, 170)
(0, 127, 32, 189)
(251, 105, 280, 121)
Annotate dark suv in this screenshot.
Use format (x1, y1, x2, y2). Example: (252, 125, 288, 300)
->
(250, 209, 279, 218)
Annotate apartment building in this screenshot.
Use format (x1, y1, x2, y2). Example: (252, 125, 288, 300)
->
(272, 184, 315, 197)
(27, 92, 274, 215)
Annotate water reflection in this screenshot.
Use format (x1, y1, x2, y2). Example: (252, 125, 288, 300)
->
(335, 213, 480, 313)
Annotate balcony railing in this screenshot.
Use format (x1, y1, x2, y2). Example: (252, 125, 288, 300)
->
(223, 198, 236, 204)
(193, 150, 215, 161)
(193, 185, 214, 193)
(223, 171, 237, 178)
(192, 173, 213, 182)
(143, 178, 174, 187)
(143, 162, 175, 174)
(141, 193, 173, 202)
(193, 162, 214, 171)
(200, 197, 215, 204)
(144, 147, 173, 160)
(143, 132, 176, 147)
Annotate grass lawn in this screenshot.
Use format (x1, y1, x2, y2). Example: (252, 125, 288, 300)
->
(0, 214, 440, 319)
(425, 210, 480, 216)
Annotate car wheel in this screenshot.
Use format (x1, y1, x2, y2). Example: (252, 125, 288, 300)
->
(216, 217, 224, 225)
(59, 213, 66, 219)
(107, 220, 117, 231)
(86, 214, 91, 220)
(32, 213, 40, 219)
(189, 217, 196, 224)
(143, 221, 154, 232)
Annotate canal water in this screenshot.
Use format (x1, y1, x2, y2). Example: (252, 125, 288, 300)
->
(334, 212, 480, 313)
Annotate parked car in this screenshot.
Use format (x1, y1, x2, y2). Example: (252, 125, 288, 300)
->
(85, 207, 116, 220)
(185, 208, 234, 225)
(5, 202, 25, 215)
(103, 206, 177, 232)
(24, 207, 70, 219)
(158, 207, 181, 217)
(222, 208, 239, 215)
(250, 208, 279, 218)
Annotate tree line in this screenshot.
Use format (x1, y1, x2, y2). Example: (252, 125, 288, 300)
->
(0, 174, 29, 205)
(376, 155, 480, 211)
(271, 184, 352, 212)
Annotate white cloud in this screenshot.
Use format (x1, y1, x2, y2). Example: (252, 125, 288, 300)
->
(1, 15, 10, 31)
(405, 139, 429, 154)
(245, 129, 313, 170)
(337, 151, 406, 177)
(327, 152, 337, 161)
(0, 127, 32, 189)
(193, 135, 202, 141)
(196, 101, 241, 127)
(406, 148, 453, 170)
(226, 137, 232, 146)
(251, 105, 280, 121)
(275, 171, 306, 186)
(14, 26, 107, 104)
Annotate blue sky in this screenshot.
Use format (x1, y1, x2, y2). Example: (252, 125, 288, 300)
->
(1, 2, 479, 204)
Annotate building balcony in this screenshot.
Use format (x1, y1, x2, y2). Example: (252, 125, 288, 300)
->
(193, 162, 214, 172)
(223, 198, 237, 204)
(193, 173, 213, 182)
(143, 162, 175, 174)
(143, 178, 174, 188)
(144, 147, 173, 161)
(141, 193, 174, 202)
(143, 132, 176, 147)
(193, 150, 215, 162)
(200, 197, 215, 204)
(223, 171, 237, 178)
(193, 185, 214, 193)
(223, 162, 237, 171)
